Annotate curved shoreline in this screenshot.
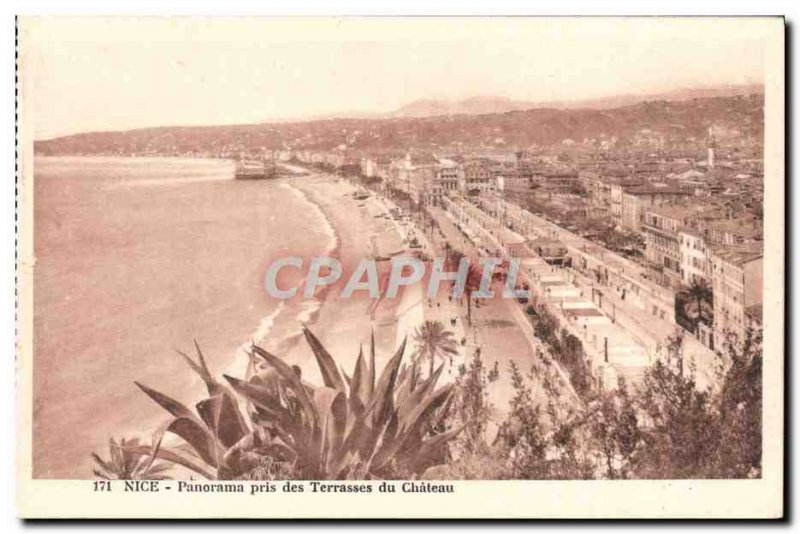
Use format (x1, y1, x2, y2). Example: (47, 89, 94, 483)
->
(227, 176, 342, 378)
(258, 172, 407, 384)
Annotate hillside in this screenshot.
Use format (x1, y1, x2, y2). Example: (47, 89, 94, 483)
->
(34, 93, 764, 157)
(391, 84, 764, 118)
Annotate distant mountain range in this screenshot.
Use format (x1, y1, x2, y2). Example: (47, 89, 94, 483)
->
(301, 84, 764, 121)
(35, 85, 764, 156)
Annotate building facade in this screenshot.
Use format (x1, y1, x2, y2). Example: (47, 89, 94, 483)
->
(463, 160, 495, 194)
(643, 207, 683, 286)
(620, 185, 692, 231)
(679, 229, 712, 285)
(710, 245, 763, 351)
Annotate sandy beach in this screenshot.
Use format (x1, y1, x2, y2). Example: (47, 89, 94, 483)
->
(275, 173, 408, 382)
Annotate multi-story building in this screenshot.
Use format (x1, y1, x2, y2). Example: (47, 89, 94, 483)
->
(388, 153, 437, 204)
(374, 157, 392, 181)
(435, 160, 462, 193)
(679, 228, 711, 285)
(360, 157, 378, 178)
(620, 191, 645, 231)
(620, 184, 692, 231)
(488, 160, 517, 194)
(642, 206, 685, 287)
(537, 171, 581, 193)
(426, 159, 463, 205)
(705, 218, 763, 246)
(580, 168, 630, 214)
(609, 180, 639, 225)
(462, 159, 495, 194)
(710, 244, 763, 351)
(502, 152, 535, 195)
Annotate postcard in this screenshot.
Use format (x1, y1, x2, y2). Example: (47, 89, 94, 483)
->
(15, 16, 784, 518)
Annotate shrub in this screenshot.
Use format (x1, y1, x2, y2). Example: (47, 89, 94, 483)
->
(112, 327, 461, 480)
(92, 437, 172, 480)
(556, 329, 591, 396)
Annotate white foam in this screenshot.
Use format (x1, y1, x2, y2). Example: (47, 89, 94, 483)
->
(253, 301, 287, 343)
(229, 179, 341, 378)
(230, 301, 286, 376)
(279, 181, 340, 257)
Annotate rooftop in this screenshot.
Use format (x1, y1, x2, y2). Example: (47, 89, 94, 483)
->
(711, 243, 763, 266)
(706, 218, 762, 240)
(648, 204, 707, 221)
(625, 183, 691, 196)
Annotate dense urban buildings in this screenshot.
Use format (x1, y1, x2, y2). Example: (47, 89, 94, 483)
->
(283, 118, 763, 390)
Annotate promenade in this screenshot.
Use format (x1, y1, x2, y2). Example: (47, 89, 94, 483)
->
(427, 204, 582, 416)
(442, 192, 718, 391)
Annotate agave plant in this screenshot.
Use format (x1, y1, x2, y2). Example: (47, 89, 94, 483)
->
(126, 341, 257, 480)
(92, 437, 171, 480)
(117, 326, 461, 480)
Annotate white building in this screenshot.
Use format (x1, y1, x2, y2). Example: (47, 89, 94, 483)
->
(710, 244, 763, 351)
(679, 229, 711, 285)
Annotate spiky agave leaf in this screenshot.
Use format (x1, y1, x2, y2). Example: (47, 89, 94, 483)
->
(367, 330, 376, 398)
(302, 325, 346, 392)
(123, 442, 215, 480)
(371, 338, 407, 428)
(121, 334, 464, 481)
(196, 392, 249, 449)
(316, 388, 348, 477)
(399, 384, 455, 438)
(223, 374, 315, 466)
(396, 364, 445, 422)
(395, 361, 426, 407)
(135, 381, 219, 468)
(352, 344, 370, 399)
(366, 413, 402, 471)
(92, 437, 173, 480)
(176, 340, 222, 396)
(369, 384, 456, 472)
(248, 344, 319, 430)
(347, 346, 369, 420)
(399, 425, 465, 474)
(224, 375, 300, 433)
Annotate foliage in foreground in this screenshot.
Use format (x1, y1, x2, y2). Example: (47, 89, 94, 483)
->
(95, 323, 762, 481)
(431, 327, 763, 481)
(92, 438, 171, 480)
(95, 327, 460, 480)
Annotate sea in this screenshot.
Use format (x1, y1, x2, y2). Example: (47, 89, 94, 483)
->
(32, 156, 335, 478)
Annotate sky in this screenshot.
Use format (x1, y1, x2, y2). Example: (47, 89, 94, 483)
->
(19, 17, 770, 139)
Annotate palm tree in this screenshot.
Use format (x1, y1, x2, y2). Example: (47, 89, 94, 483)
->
(447, 249, 464, 268)
(446, 251, 484, 325)
(464, 263, 484, 326)
(685, 278, 713, 333)
(412, 320, 459, 376)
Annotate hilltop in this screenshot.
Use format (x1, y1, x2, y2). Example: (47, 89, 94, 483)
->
(35, 92, 763, 157)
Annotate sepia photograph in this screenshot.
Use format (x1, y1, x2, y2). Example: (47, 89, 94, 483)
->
(14, 16, 785, 518)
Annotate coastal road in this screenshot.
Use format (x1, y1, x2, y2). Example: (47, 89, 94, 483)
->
(426, 205, 579, 414)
